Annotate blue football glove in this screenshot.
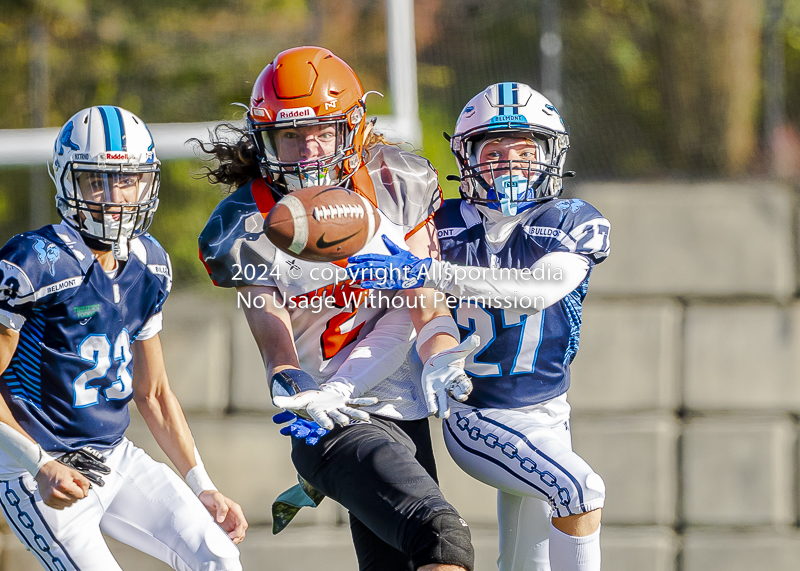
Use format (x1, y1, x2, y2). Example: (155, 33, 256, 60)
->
(347, 235, 432, 290)
(272, 410, 330, 446)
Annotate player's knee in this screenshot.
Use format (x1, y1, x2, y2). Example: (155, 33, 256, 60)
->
(585, 471, 605, 506)
(552, 506, 602, 537)
(552, 470, 605, 517)
(198, 525, 242, 571)
(199, 554, 241, 571)
(410, 511, 475, 571)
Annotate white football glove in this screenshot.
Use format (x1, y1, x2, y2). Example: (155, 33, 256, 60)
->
(421, 335, 480, 419)
(273, 387, 378, 430)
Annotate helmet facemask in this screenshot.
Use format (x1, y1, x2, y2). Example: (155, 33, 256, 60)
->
(57, 160, 160, 258)
(454, 127, 569, 217)
(249, 102, 365, 195)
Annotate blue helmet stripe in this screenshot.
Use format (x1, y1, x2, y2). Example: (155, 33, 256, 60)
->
(97, 106, 126, 151)
(511, 82, 519, 114)
(496, 82, 519, 116)
(487, 83, 525, 130)
(503, 82, 513, 114)
(113, 106, 127, 151)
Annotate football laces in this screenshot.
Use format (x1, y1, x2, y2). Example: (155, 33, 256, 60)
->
(312, 204, 366, 221)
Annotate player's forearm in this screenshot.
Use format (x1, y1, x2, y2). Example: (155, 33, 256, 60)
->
(430, 251, 590, 312)
(134, 388, 218, 495)
(0, 323, 19, 374)
(131, 335, 198, 477)
(0, 422, 54, 476)
(0, 326, 23, 429)
(134, 380, 196, 476)
(0, 325, 59, 474)
(403, 220, 461, 360)
(0, 391, 41, 452)
(406, 289, 459, 362)
(323, 305, 415, 397)
(238, 285, 301, 376)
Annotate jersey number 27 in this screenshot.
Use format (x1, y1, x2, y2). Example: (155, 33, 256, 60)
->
(455, 304, 544, 377)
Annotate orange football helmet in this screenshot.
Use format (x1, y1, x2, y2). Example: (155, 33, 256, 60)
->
(248, 46, 369, 195)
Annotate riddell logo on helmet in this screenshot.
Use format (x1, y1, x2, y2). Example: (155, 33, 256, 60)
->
(276, 107, 316, 120)
(103, 152, 130, 161)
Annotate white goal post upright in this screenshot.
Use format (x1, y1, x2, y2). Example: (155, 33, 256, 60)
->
(382, 0, 422, 146)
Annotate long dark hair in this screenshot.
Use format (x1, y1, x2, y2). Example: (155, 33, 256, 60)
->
(191, 123, 261, 191)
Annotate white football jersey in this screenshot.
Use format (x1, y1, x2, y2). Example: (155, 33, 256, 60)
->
(199, 145, 442, 419)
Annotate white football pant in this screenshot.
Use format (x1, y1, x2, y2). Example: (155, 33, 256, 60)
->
(443, 400, 605, 571)
(0, 438, 241, 571)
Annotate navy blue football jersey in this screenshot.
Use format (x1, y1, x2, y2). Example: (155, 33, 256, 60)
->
(0, 223, 171, 452)
(435, 198, 610, 408)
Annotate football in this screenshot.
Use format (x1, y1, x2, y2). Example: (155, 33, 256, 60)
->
(263, 185, 380, 263)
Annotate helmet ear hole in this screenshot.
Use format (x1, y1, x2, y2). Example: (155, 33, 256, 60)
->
(348, 106, 364, 128)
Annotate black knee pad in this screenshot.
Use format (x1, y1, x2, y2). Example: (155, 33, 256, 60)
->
(410, 512, 474, 571)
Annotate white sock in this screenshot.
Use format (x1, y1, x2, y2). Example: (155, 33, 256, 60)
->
(497, 493, 552, 571)
(548, 522, 601, 571)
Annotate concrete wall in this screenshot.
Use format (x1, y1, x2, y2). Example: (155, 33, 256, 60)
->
(568, 181, 800, 570)
(6, 181, 800, 570)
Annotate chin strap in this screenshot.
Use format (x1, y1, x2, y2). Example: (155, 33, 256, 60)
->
(112, 236, 129, 261)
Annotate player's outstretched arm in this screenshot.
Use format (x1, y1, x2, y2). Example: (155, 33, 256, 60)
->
(132, 334, 248, 543)
(404, 219, 460, 360)
(0, 325, 90, 508)
(350, 232, 592, 315)
(237, 285, 301, 377)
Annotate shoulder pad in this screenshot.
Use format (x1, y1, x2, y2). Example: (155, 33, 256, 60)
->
(50, 222, 98, 274)
(526, 199, 611, 263)
(0, 227, 85, 316)
(433, 199, 475, 241)
(365, 145, 443, 235)
(131, 233, 173, 295)
(199, 182, 279, 288)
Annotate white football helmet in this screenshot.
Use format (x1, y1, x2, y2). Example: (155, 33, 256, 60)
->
(50, 106, 160, 259)
(450, 83, 570, 216)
